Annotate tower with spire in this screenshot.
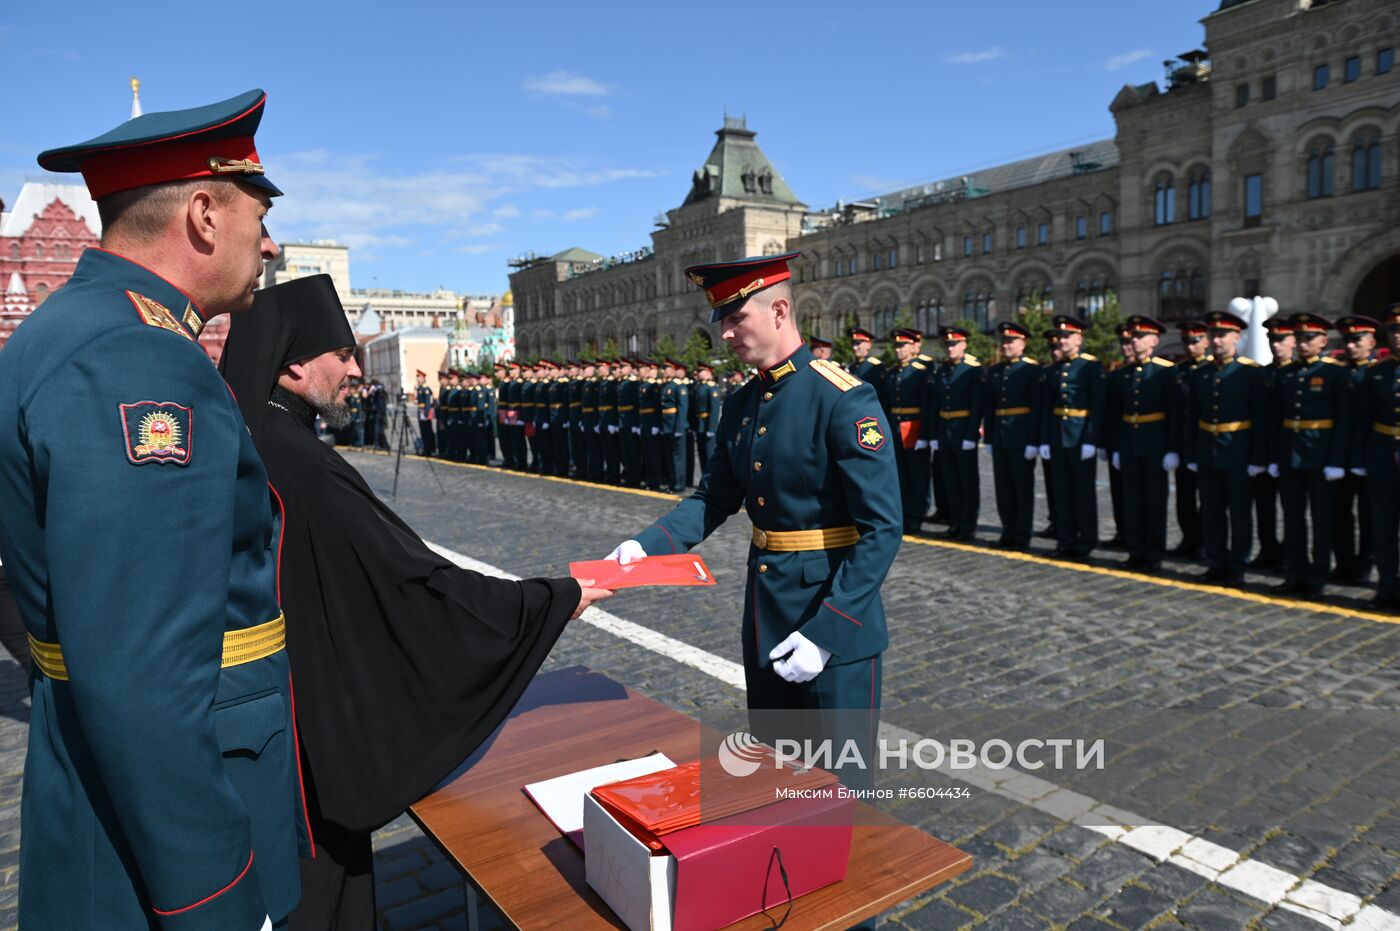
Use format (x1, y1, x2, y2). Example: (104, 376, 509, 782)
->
(130, 77, 142, 119)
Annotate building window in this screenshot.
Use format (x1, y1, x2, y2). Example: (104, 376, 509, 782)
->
(962, 236, 973, 257)
(35, 284, 49, 304)
(834, 256, 844, 278)
(1015, 226, 1027, 249)
(888, 247, 898, 269)
(1314, 63, 1329, 90)
(915, 244, 924, 264)
(915, 298, 945, 336)
(1262, 75, 1277, 100)
(933, 241, 942, 262)
(848, 256, 858, 276)
(873, 251, 884, 271)
(1099, 211, 1113, 235)
(1235, 83, 1250, 108)
(1307, 143, 1335, 198)
(1188, 170, 1212, 220)
(1380, 48, 1394, 74)
(1352, 134, 1382, 191)
(981, 232, 992, 254)
(1244, 173, 1263, 227)
(33, 243, 44, 259)
(1344, 55, 1360, 83)
(8, 243, 18, 260)
(1158, 268, 1206, 320)
(961, 291, 995, 331)
(1037, 222, 1049, 246)
(1154, 178, 1176, 225)
(1072, 216, 1085, 240)
(1074, 277, 1112, 316)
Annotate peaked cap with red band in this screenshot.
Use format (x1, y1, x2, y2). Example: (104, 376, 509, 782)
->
(38, 89, 281, 200)
(1177, 320, 1208, 337)
(1125, 315, 1167, 336)
(1288, 312, 1332, 335)
(891, 328, 922, 344)
(1050, 314, 1087, 334)
(685, 252, 800, 323)
(1205, 310, 1248, 332)
(848, 326, 875, 342)
(1336, 315, 1379, 335)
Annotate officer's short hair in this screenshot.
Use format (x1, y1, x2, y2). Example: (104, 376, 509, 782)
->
(98, 177, 241, 241)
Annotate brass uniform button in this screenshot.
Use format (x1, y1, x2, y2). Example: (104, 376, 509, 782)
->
(758, 426, 768, 436)
(763, 391, 774, 401)
(754, 461, 763, 471)
(758, 564, 768, 573)
(756, 496, 766, 506)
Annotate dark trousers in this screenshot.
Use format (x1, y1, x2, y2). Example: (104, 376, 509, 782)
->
(1175, 467, 1202, 551)
(685, 430, 696, 487)
(585, 428, 603, 481)
(552, 424, 570, 476)
(931, 448, 949, 517)
(1121, 455, 1168, 564)
(1333, 473, 1372, 577)
(527, 428, 543, 472)
(1041, 458, 1057, 529)
(418, 420, 436, 457)
(743, 651, 883, 792)
(1252, 472, 1282, 558)
(660, 433, 680, 491)
(1366, 455, 1398, 598)
(697, 430, 715, 476)
(622, 430, 642, 485)
(1199, 464, 1253, 574)
(603, 430, 621, 483)
(893, 443, 930, 531)
(1109, 463, 1124, 540)
(643, 432, 662, 488)
(573, 425, 590, 478)
(939, 445, 979, 535)
(992, 448, 1035, 545)
(290, 818, 376, 931)
(1280, 466, 1334, 588)
(1050, 449, 1098, 555)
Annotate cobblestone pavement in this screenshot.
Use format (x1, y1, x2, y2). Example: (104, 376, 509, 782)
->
(0, 445, 1394, 930)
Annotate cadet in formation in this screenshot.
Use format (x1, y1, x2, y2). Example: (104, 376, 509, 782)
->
(1041, 315, 1106, 560)
(926, 325, 984, 542)
(882, 328, 932, 533)
(985, 321, 1042, 550)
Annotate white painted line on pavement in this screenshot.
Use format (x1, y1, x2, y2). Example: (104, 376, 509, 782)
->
(424, 541, 1400, 929)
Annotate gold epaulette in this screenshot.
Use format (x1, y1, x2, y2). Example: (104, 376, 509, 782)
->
(1237, 357, 1260, 366)
(963, 355, 981, 367)
(811, 359, 860, 392)
(911, 361, 926, 370)
(1080, 353, 1098, 361)
(868, 357, 882, 365)
(1022, 357, 1038, 365)
(917, 353, 935, 362)
(127, 291, 195, 341)
(1321, 356, 1342, 365)
(1150, 356, 1175, 367)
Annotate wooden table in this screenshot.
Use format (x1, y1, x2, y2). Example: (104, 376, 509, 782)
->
(410, 667, 971, 930)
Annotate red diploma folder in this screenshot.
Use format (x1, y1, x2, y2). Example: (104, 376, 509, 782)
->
(568, 554, 717, 590)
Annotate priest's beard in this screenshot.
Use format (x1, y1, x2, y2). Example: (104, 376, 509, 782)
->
(307, 383, 354, 430)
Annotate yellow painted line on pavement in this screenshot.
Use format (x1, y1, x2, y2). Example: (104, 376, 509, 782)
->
(347, 448, 1397, 627)
(901, 534, 1400, 626)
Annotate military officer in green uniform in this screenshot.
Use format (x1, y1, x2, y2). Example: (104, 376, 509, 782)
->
(638, 359, 663, 489)
(1186, 310, 1266, 585)
(498, 363, 519, 469)
(598, 359, 621, 483)
(1333, 316, 1379, 582)
(0, 88, 308, 929)
(985, 322, 1042, 550)
(618, 358, 642, 485)
(1252, 319, 1296, 568)
(1353, 307, 1400, 609)
(568, 360, 587, 478)
(661, 358, 690, 492)
(1039, 315, 1106, 559)
(809, 335, 833, 360)
(414, 370, 437, 456)
(605, 253, 901, 789)
(925, 325, 984, 542)
(1172, 321, 1211, 558)
(881, 328, 931, 533)
(437, 369, 456, 460)
(1271, 314, 1351, 595)
(691, 362, 721, 480)
(551, 361, 572, 477)
(1106, 316, 1180, 571)
(845, 326, 882, 383)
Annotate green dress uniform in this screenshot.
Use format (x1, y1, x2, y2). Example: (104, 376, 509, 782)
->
(0, 248, 310, 929)
(618, 371, 642, 485)
(599, 371, 621, 483)
(549, 373, 570, 477)
(415, 382, 437, 456)
(925, 340, 984, 541)
(520, 376, 538, 470)
(1041, 318, 1106, 558)
(1353, 337, 1400, 607)
(1333, 338, 1376, 581)
(984, 335, 1042, 549)
(1252, 353, 1293, 566)
(691, 377, 721, 478)
(879, 337, 931, 533)
(440, 379, 458, 461)
(847, 356, 883, 383)
(481, 377, 499, 464)
(581, 372, 600, 481)
(661, 370, 690, 493)
(1273, 316, 1352, 593)
(639, 373, 663, 489)
(532, 373, 551, 472)
(1172, 331, 1211, 558)
(1105, 320, 1180, 569)
(499, 376, 519, 469)
(568, 371, 587, 478)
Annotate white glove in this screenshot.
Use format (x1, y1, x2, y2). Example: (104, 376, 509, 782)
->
(1187, 462, 1198, 473)
(1268, 463, 1279, 478)
(914, 439, 929, 451)
(541, 422, 550, 430)
(650, 426, 659, 435)
(706, 432, 715, 439)
(563, 421, 570, 428)
(1324, 466, 1345, 481)
(1247, 465, 1265, 477)
(1163, 452, 1180, 472)
(1081, 444, 1096, 461)
(1111, 452, 1121, 470)
(608, 424, 619, 434)
(929, 439, 940, 451)
(961, 439, 976, 451)
(259, 919, 272, 931)
(632, 426, 641, 435)
(769, 631, 831, 684)
(1024, 445, 1039, 461)
(605, 539, 647, 565)
(1350, 467, 1367, 477)
(594, 425, 601, 433)
(1038, 444, 1052, 460)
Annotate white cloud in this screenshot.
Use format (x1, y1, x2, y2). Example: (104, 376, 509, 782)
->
(524, 70, 611, 97)
(1106, 48, 1154, 72)
(948, 46, 1007, 65)
(563, 207, 599, 221)
(455, 244, 500, 255)
(492, 203, 521, 218)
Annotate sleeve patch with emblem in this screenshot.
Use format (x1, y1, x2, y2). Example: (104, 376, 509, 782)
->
(120, 401, 193, 465)
(856, 415, 887, 451)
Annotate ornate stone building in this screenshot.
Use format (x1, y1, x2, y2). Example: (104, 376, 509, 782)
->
(0, 181, 100, 349)
(511, 0, 1399, 357)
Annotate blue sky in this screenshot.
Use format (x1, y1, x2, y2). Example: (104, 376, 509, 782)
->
(1, 0, 1215, 295)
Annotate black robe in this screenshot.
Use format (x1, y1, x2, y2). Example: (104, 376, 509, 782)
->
(256, 388, 579, 834)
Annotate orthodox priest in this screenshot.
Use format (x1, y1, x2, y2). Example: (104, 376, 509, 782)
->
(220, 274, 611, 928)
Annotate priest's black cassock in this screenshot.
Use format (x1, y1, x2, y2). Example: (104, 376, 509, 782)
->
(220, 275, 580, 928)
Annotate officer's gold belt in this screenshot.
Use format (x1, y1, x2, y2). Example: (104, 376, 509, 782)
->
(1283, 419, 1334, 430)
(465, 407, 478, 412)
(661, 407, 678, 414)
(1122, 412, 1166, 424)
(640, 408, 657, 414)
(549, 404, 564, 409)
(752, 526, 860, 552)
(890, 407, 922, 415)
(938, 409, 971, 419)
(995, 407, 1031, 417)
(618, 405, 635, 411)
(1053, 407, 1089, 418)
(29, 615, 286, 682)
(599, 405, 615, 411)
(1374, 422, 1400, 437)
(697, 412, 710, 418)
(1198, 420, 1252, 434)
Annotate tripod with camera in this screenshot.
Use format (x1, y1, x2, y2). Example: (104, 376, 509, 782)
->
(391, 391, 446, 500)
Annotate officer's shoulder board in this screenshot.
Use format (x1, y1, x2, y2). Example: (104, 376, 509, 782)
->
(1022, 357, 1038, 365)
(917, 353, 935, 362)
(1150, 356, 1175, 368)
(1237, 357, 1260, 366)
(868, 356, 882, 365)
(911, 361, 927, 370)
(963, 355, 981, 367)
(127, 291, 196, 341)
(1080, 353, 1098, 361)
(1320, 356, 1343, 365)
(810, 359, 860, 393)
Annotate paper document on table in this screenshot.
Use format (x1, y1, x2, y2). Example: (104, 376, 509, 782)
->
(569, 554, 717, 590)
(523, 752, 676, 850)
